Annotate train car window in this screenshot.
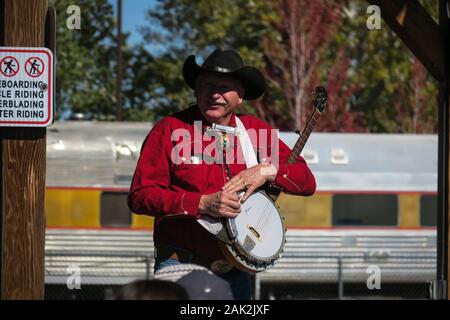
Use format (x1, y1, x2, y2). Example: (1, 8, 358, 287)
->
(332, 194, 398, 226)
(420, 195, 437, 226)
(101, 192, 131, 227)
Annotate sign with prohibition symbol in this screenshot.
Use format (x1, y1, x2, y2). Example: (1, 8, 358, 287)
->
(0, 56, 19, 77)
(25, 57, 45, 78)
(0, 47, 54, 127)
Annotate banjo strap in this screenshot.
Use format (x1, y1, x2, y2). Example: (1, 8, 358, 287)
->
(234, 116, 259, 169)
(197, 115, 259, 238)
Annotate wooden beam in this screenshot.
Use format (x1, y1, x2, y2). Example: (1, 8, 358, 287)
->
(434, 0, 450, 301)
(437, 80, 449, 300)
(442, 0, 450, 300)
(367, 0, 446, 81)
(0, 0, 47, 299)
(447, 91, 450, 300)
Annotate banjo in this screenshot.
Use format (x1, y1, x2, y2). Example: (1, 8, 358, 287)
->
(215, 87, 328, 273)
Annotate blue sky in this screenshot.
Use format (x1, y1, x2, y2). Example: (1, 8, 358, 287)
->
(108, 0, 157, 45)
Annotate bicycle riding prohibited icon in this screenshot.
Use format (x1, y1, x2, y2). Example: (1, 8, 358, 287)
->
(0, 47, 54, 127)
(0, 56, 19, 77)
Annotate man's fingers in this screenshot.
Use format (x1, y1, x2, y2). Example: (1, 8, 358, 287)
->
(209, 210, 238, 218)
(222, 176, 239, 189)
(223, 199, 241, 211)
(223, 175, 245, 191)
(241, 186, 257, 203)
(221, 211, 239, 218)
(221, 190, 239, 202)
(225, 186, 243, 195)
(223, 180, 240, 191)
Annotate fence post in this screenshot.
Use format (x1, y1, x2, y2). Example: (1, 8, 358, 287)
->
(337, 256, 344, 300)
(254, 273, 261, 300)
(145, 255, 151, 280)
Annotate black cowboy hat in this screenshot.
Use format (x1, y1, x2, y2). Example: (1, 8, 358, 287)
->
(183, 48, 266, 100)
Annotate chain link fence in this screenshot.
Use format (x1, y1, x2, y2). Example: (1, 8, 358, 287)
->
(44, 229, 436, 300)
(45, 252, 153, 300)
(44, 252, 435, 300)
(256, 255, 435, 300)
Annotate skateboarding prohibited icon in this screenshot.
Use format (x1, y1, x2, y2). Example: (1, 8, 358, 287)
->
(25, 57, 45, 78)
(0, 56, 19, 77)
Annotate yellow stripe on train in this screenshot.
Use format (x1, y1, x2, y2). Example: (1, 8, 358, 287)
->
(45, 188, 426, 230)
(45, 188, 154, 229)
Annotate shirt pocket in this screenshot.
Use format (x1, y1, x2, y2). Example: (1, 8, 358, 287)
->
(171, 160, 207, 193)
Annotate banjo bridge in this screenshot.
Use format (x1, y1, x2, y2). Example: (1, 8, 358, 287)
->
(246, 224, 262, 241)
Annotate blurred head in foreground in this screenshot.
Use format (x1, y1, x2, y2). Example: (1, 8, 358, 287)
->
(116, 279, 188, 300)
(154, 263, 234, 300)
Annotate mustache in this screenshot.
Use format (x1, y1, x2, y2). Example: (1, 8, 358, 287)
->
(207, 100, 227, 106)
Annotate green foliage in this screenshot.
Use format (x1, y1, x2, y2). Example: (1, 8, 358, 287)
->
(336, 1, 438, 133)
(49, 0, 117, 119)
(139, 0, 276, 120)
(140, 0, 438, 132)
(50, 0, 439, 132)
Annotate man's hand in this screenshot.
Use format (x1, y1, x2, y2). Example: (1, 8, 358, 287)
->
(199, 191, 241, 218)
(222, 163, 278, 203)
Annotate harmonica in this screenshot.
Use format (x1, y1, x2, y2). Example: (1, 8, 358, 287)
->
(206, 123, 238, 136)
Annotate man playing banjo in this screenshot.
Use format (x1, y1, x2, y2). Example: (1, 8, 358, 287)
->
(128, 48, 316, 300)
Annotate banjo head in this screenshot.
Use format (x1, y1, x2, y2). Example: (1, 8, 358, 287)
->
(221, 191, 286, 273)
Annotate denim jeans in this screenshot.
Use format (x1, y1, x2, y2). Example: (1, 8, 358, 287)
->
(154, 257, 252, 300)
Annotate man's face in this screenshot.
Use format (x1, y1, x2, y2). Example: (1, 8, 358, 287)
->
(195, 72, 244, 125)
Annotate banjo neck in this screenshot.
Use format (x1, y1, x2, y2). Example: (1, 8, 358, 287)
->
(267, 109, 321, 201)
(268, 86, 327, 201)
(287, 108, 321, 164)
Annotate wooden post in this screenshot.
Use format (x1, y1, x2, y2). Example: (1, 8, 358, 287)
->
(0, 0, 47, 299)
(116, 0, 123, 121)
(441, 0, 450, 300)
(447, 89, 450, 299)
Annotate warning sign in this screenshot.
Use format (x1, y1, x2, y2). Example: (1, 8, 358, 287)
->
(0, 56, 19, 77)
(0, 47, 53, 127)
(25, 57, 45, 78)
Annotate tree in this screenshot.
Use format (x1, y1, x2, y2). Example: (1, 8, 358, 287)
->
(137, 0, 437, 132)
(49, 0, 117, 119)
(258, 0, 365, 132)
(139, 0, 275, 121)
(390, 57, 437, 133)
(122, 45, 157, 121)
(338, 0, 438, 133)
(140, 0, 364, 131)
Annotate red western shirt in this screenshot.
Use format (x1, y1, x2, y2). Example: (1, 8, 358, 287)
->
(128, 106, 316, 261)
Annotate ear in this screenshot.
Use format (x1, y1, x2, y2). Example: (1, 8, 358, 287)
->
(238, 86, 245, 103)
